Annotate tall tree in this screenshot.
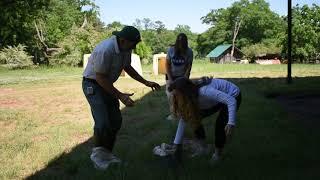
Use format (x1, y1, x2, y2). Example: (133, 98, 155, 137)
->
(0, 0, 49, 48)
(42, 0, 100, 44)
(142, 18, 155, 30)
(0, 0, 102, 65)
(35, 0, 101, 64)
(198, 0, 285, 57)
(286, 4, 320, 62)
(154, 21, 166, 34)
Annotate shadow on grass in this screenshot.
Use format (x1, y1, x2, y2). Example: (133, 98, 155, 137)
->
(26, 76, 320, 180)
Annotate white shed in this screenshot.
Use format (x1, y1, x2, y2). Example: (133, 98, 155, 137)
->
(152, 52, 167, 75)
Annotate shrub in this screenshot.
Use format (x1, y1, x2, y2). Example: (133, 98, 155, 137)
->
(0, 44, 34, 69)
(134, 41, 152, 64)
(51, 24, 110, 66)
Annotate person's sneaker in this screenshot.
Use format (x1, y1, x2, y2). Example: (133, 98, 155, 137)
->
(90, 147, 121, 170)
(153, 146, 168, 156)
(153, 143, 177, 156)
(166, 114, 177, 121)
(161, 143, 177, 154)
(209, 153, 221, 166)
(211, 153, 220, 161)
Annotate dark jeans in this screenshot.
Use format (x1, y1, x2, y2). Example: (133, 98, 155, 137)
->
(82, 78, 122, 151)
(195, 92, 242, 149)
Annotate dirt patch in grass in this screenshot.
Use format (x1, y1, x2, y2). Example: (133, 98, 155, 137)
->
(276, 93, 320, 128)
(0, 88, 15, 94)
(0, 99, 24, 108)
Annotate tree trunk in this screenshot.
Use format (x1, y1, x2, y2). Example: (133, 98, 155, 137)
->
(81, 14, 88, 29)
(34, 21, 61, 62)
(231, 19, 242, 58)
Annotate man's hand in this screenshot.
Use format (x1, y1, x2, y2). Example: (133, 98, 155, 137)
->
(119, 93, 134, 107)
(145, 81, 161, 91)
(225, 124, 235, 142)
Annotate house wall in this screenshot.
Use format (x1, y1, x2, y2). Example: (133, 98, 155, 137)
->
(218, 49, 242, 63)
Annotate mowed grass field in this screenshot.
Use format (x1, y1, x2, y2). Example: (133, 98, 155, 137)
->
(1, 61, 320, 180)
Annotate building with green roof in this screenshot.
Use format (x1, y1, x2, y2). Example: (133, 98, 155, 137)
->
(206, 44, 243, 63)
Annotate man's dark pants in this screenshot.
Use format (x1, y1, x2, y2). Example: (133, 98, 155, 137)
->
(82, 78, 122, 151)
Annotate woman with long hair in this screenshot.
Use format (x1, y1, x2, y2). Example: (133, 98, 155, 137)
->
(168, 76, 242, 162)
(165, 33, 193, 120)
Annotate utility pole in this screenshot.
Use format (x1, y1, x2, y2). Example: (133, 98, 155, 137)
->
(287, 0, 292, 84)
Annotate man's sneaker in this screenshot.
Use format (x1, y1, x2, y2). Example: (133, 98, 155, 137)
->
(90, 147, 121, 170)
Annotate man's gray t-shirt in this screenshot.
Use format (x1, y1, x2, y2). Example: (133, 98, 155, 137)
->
(83, 36, 131, 83)
(166, 47, 193, 78)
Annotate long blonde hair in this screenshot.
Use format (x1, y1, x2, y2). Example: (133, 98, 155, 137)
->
(171, 78, 201, 129)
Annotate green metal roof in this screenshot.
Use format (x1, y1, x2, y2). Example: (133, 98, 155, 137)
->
(206, 44, 232, 58)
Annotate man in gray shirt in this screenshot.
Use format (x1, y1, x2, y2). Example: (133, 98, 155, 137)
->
(82, 26, 160, 170)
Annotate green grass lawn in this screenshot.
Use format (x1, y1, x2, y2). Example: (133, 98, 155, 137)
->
(1, 61, 320, 179)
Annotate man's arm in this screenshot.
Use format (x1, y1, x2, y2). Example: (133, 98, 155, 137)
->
(123, 65, 147, 84)
(96, 72, 134, 106)
(124, 65, 161, 91)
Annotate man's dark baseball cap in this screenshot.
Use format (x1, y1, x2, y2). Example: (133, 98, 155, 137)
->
(112, 26, 141, 43)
